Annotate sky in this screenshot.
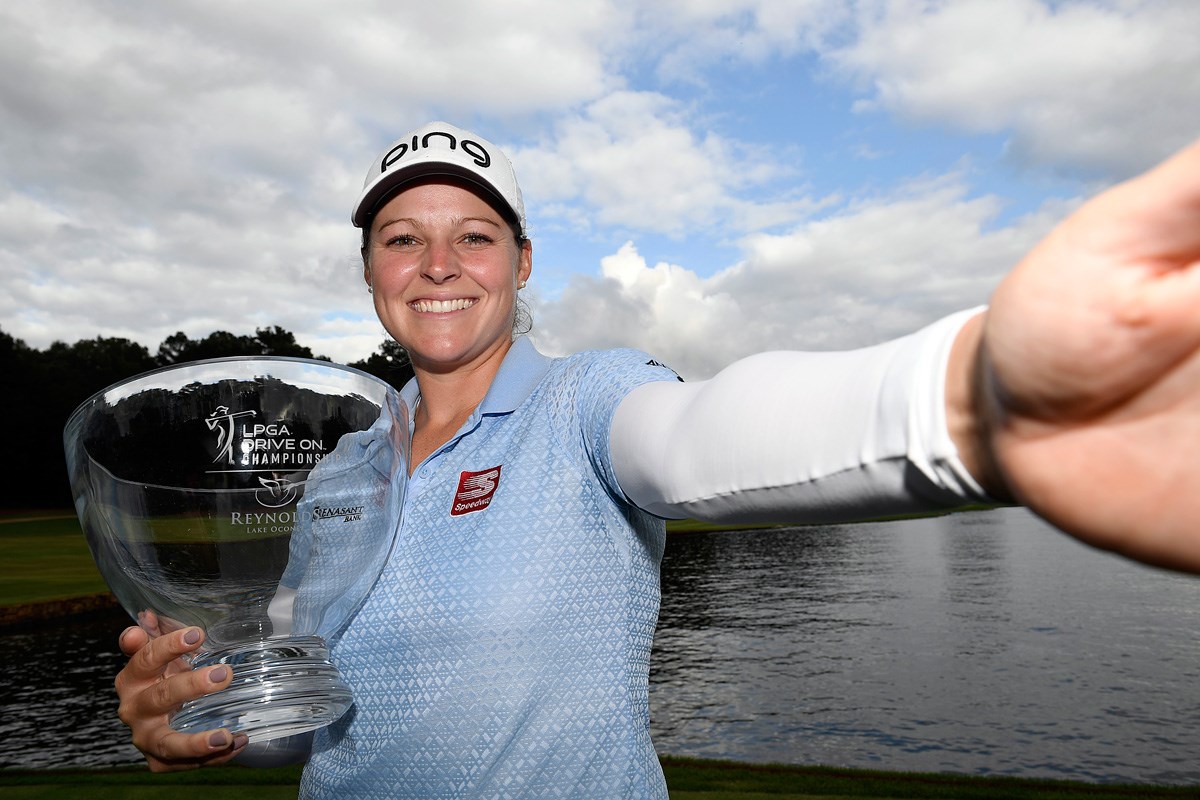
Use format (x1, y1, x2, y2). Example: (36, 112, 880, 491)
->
(2, 0, 1198, 380)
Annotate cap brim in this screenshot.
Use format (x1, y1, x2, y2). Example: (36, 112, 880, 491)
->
(352, 163, 518, 229)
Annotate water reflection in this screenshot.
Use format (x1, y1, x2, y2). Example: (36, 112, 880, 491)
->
(650, 508, 1200, 785)
(0, 608, 141, 768)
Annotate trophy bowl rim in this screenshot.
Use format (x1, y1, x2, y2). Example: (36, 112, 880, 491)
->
(63, 354, 405, 493)
(64, 354, 401, 431)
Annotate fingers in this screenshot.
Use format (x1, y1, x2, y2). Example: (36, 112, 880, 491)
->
(1129, 136, 1200, 234)
(117, 626, 205, 685)
(119, 661, 234, 724)
(118, 625, 149, 657)
(143, 728, 250, 773)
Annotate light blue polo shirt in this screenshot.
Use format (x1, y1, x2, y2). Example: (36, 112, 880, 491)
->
(299, 337, 681, 799)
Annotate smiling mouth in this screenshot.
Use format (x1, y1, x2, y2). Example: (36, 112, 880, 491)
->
(410, 298, 477, 313)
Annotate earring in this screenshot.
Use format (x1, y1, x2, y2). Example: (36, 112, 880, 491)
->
(517, 280, 527, 289)
(367, 286, 374, 294)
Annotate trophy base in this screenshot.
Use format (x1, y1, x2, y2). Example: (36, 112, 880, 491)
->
(170, 635, 353, 741)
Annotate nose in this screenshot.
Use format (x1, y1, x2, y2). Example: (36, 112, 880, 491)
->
(421, 239, 460, 284)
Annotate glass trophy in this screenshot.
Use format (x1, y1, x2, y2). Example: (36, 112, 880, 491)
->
(63, 357, 409, 741)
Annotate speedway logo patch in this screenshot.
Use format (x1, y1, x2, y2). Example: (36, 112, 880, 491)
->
(451, 466, 502, 516)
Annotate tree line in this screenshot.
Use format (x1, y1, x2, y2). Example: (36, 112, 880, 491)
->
(0, 325, 413, 509)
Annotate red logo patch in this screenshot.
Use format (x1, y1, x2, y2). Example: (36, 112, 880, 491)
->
(451, 466, 502, 516)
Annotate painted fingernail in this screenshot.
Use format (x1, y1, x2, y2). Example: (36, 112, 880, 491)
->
(183, 628, 201, 645)
(233, 734, 249, 750)
(209, 667, 229, 683)
(208, 731, 230, 748)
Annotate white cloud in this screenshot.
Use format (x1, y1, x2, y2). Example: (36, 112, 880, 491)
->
(533, 177, 1072, 379)
(513, 91, 815, 238)
(627, 0, 849, 80)
(0, 0, 1189, 371)
(0, 0, 630, 359)
(533, 242, 749, 379)
(830, 0, 1200, 176)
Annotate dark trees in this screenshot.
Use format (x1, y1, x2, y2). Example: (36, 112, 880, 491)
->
(1, 327, 409, 510)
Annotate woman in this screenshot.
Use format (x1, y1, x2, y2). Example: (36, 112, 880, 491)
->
(114, 121, 1200, 798)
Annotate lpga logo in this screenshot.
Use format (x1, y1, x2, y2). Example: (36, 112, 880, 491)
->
(206, 406, 257, 466)
(204, 404, 329, 511)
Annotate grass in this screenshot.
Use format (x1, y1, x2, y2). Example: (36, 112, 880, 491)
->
(0, 765, 303, 800)
(659, 757, 1198, 799)
(0, 510, 994, 609)
(1, 759, 1195, 799)
(0, 513, 108, 606)
(0, 509, 286, 609)
(0, 514, 757, 609)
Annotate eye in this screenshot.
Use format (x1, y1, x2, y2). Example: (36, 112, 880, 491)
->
(462, 232, 494, 245)
(384, 233, 418, 247)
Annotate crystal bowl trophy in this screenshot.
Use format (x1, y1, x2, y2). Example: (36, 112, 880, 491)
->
(64, 357, 409, 742)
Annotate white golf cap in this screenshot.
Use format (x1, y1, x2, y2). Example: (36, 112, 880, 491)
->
(352, 121, 526, 235)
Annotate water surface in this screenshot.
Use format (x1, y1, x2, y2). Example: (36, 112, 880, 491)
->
(650, 507, 1200, 784)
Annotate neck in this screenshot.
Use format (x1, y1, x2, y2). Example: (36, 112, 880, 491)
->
(407, 338, 514, 469)
(412, 338, 514, 421)
(414, 368, 490, 428)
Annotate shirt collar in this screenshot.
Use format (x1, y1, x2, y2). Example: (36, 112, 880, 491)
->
(479, 336, 554, 414)
(398, 336, 553, 421)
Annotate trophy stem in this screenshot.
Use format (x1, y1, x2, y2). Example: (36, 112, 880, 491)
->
(170, 635, 353, 741)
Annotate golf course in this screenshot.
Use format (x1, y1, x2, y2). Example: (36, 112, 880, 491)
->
(2, 512, 1195, 799)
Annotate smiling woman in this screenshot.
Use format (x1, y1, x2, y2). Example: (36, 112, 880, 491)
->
(365, 180, 531, 393)
(104, 120, 1200, 800)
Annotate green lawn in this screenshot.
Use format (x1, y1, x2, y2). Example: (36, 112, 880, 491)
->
(0, 511, 980, 608)
(0, 760, 1195, 799)
(1, 514, 738, 609)
(0, 513, 108, 606)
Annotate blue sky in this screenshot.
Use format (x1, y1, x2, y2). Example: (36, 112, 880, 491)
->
(2, 0, 1198, 378)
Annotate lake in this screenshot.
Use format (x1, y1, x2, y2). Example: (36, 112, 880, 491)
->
(651, 507, 1200, 784)
(2, 507, 1197, 784)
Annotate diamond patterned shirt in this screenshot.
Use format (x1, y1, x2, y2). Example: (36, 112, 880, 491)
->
(298, 338, 680, 799)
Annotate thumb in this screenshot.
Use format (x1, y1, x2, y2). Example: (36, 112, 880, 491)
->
(119, 626, 150, 657)
(1071, 136, 1200, 262)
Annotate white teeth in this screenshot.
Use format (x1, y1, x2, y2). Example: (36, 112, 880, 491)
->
(411, 298, 476, 313)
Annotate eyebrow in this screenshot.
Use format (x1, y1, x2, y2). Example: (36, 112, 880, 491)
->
(375, 215, 503, 233)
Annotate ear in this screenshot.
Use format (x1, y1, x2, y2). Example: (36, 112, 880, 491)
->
(517, 238, 533, 286)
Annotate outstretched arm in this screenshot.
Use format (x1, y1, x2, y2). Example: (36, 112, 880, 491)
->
(612, 310, 993, 526)
(951, 137, 1200, 572)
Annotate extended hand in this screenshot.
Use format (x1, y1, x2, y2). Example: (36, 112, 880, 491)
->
(981, 137, 1200, 571)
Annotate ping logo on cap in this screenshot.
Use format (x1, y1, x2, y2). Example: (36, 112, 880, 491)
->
(381, 130, 492, 174)
(451, 465, 502, 516)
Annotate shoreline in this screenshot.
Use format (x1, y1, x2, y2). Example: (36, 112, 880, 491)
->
(0, 592, 120, 631)
(1, 758, 1194, 798)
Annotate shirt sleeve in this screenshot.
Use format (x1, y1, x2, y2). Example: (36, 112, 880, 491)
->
(609, 308, 995, 523)
(568, 349, 685, 506)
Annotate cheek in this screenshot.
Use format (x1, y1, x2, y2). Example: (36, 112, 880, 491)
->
(368, 258, 415, 291)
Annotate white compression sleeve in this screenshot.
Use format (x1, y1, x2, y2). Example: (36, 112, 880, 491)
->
(610, 308, 992, 523)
